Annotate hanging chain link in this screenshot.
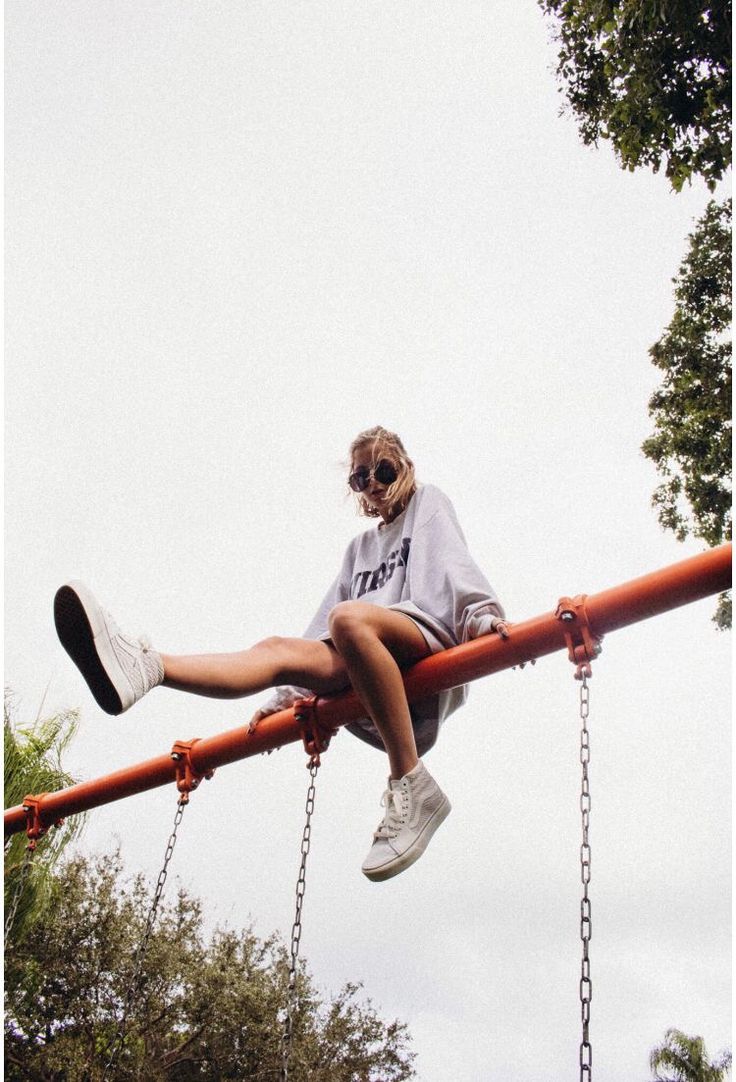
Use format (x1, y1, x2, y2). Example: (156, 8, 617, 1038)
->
(102, 798, 187, 1080)
(4, 843, 36, 950)
(281, 757, 320, 1082)
(578, 674, 592, 1082)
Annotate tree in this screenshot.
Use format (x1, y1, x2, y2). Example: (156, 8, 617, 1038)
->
(538, 1, 732, 191)
(642, 197, 731, 627)
(4, 693, 86, 944)
(4, 852, 417, 1081)
(650, 1027, 732, 1081)
(538, 4, 732, 628)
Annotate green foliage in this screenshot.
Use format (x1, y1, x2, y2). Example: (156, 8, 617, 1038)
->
(4, 852, 416, 1081)
(537, 3, 732, 624)
(650, 1027, 732, 1081)
(642, 198, 731, 627)
(539, 0, 732, 190)
(4, 692, 86, 944)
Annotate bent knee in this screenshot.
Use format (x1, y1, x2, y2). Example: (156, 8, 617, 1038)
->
(256, 634, 291, 654)
(254, 635, 295, 675)
(328, 601, 374, 646)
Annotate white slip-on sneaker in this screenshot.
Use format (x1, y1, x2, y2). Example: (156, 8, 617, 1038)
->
(54, 581, 164, 715)
(362, 760, 451, 882)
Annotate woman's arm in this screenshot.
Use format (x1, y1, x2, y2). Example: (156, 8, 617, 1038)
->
(405, 486, 507, 644)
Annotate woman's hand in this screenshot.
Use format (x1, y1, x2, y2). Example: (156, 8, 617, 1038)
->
(248, 686, 306, 733)
(248, 707, 273, 734)
(491, 618, 535, 668)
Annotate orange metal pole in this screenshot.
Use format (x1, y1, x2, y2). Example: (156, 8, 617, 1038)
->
(4, 543, 731, 837)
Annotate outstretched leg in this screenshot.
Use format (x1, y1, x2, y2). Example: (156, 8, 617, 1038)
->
(54, 581, 351, 716)
(54, 583, 427, 740)
(160, 636, 349, 699)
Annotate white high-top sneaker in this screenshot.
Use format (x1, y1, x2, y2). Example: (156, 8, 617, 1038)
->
(362, 760, 451, 882)
(54, 581, 164, 716)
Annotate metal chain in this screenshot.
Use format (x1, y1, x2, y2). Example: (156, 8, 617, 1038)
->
(281, 757, 320, 1082)
(4, 844, 36, 950)
(102, 799, 187, 1080)
(579, 674, 592, 1082)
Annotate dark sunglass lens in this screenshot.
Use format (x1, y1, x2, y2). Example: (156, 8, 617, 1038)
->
(374, 461, 397, 485)
(349, 468, 370, 492)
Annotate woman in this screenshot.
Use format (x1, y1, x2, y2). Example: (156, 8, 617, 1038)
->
(54, 426, 507, 881)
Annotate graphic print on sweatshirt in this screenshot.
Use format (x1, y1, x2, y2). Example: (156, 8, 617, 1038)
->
(350, 537, 411, 599)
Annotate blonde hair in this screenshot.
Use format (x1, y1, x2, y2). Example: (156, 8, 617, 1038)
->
(348, 426, 417, 520)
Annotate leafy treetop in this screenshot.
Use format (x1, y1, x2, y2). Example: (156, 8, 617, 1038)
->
(539, 1, 732, 190)
(642, 197, 731, 627)
(4, 851, 417, 1081)
(650, 1026, 732, 1081)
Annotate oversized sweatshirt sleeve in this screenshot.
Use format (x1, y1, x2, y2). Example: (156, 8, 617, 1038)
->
(405, 487, 505, 644)
(255, 541, 355, 715)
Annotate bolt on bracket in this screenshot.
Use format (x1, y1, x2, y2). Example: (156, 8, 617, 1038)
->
(170, 739, 215, 804)
(556, 594, 603, 680)
(294, 697, 338, 766)
(20, 794, 64, 849)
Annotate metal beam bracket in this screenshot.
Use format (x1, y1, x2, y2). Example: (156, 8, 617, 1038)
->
(556, 594, 603, 680)
(20, 793, 63, 849)
(294, 697, 337, 765)
(170, 739, 215, 804)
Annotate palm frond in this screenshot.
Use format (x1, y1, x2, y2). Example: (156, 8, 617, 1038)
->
(4, 691, 87, 945)
(650, 1028, 732, 1082)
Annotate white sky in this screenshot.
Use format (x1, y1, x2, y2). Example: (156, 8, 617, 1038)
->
(5, 3, 731, 1080)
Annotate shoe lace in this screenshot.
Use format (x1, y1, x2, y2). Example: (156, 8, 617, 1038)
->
(105, 606, 152, 654)
(373, 788, 407, 840)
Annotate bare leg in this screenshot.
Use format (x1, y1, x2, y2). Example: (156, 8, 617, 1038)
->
(161, 636, 349, 699)
(327, 602, 431, 780)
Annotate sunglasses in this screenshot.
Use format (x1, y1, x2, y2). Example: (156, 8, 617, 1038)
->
(348, 460, 398, 493)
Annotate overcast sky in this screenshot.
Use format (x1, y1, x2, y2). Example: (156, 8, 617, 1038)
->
(5, 3, 731, 1080)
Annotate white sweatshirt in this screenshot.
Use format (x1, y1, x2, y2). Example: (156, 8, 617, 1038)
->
(260, 483, 505, 755)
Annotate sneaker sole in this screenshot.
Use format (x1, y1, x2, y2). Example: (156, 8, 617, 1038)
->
(362, 795, 452, 883)
(54, 582, 126, 715)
